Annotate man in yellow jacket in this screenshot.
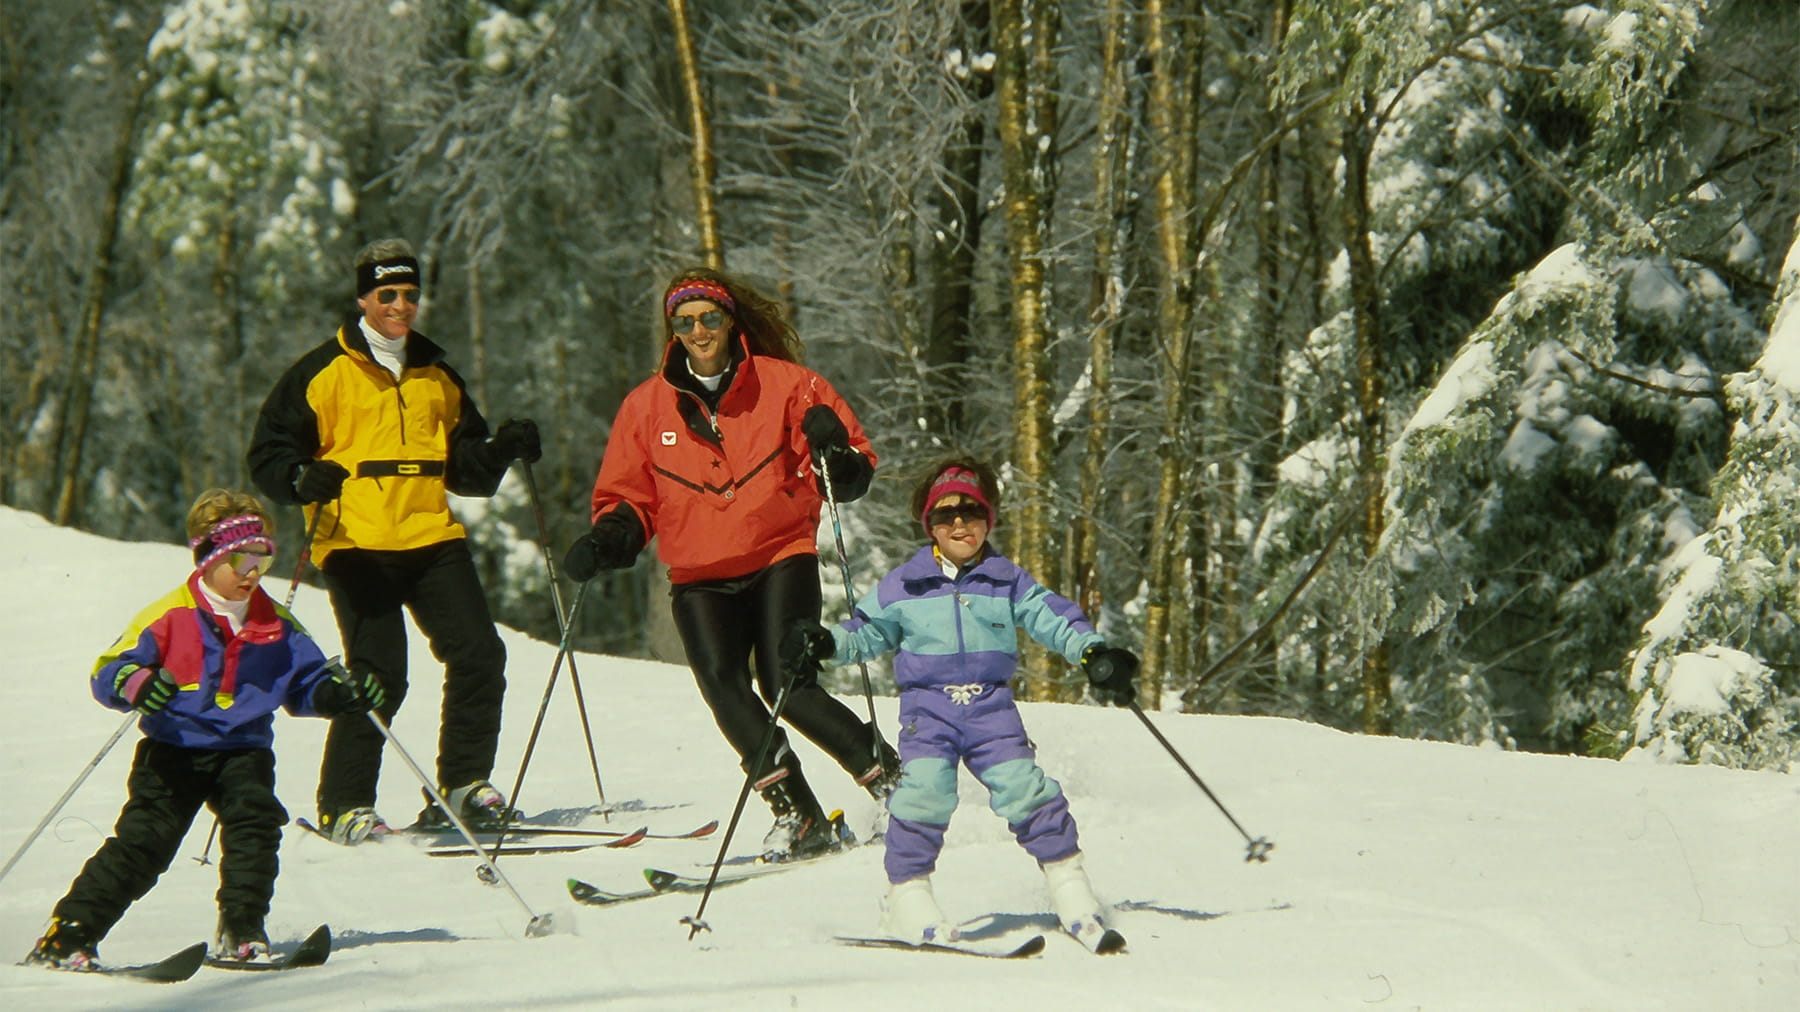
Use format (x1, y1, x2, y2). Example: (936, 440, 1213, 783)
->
(247, 238, 540, 844)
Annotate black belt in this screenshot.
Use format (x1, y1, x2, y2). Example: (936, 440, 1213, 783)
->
(357, 459, 446, 478)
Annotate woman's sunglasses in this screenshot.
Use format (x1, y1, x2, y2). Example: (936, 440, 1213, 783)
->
(375, 288, 422, 305)
(927, 504, 987, 528)
(671, 309, 728, 334)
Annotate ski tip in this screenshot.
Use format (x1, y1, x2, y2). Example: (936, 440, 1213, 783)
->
(689, 819, 720, 838)
(1095, 929, 1127, 955)
(602, 826, 649, 848)
(644, 868, 679, 889)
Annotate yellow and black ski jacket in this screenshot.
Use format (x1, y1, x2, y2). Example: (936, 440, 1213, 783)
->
(247, 317, 508, 563)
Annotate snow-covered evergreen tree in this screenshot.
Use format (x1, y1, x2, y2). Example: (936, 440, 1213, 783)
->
(1624, 224, 1800, 771)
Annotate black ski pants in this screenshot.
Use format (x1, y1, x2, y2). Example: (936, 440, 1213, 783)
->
(671, 554, 882, 786)
(53, 738, 286, 940)
(316, 538, 506, 815)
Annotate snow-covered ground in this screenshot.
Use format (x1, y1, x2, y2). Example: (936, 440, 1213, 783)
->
(0, 505, 1793, 1010)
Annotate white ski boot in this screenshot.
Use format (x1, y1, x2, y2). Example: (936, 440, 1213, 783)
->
(1043, 852, 1125, 954)
(879, 877, 960, 945)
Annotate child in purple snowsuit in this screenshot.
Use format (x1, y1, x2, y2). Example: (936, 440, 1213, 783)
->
(782, 457, 1139, 949)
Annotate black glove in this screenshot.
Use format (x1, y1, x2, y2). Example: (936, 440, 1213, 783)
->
(779, 620, 835, 691)
(562, 509, 645, 582)
(119, 667, 177, 715)
(312, 660, 387, 716)
(801, 405, 850, 453)
(489, 418, 542, 464)
(801, 406, 871, 502)
(294, 459, 350, 504)
(1082, 644, 1139, 707)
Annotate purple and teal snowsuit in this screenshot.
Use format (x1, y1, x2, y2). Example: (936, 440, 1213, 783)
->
(828, 544, 1103, 884)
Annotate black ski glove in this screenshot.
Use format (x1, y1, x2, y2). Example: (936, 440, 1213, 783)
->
(801, 406, 871, 502)
(117, 666, 177, 715)
(563, 508, 645, 582)
(312, 659, 387, 717)
(779, 620, 835, 691)
(1082, 644, 1139, 708)
(488, 418, 542, 465)
(293, 459, 350, 504)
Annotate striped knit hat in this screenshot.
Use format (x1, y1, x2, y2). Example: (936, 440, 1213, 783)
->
(920, 466, 995, 535)
(190, 514, 275, 572)
(664, 279, 736, 317)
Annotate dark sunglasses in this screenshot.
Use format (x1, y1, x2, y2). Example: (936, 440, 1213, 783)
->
(670, 309, 728, 334)
(375, 288, 422, 305)
(927, 504, 987, 528)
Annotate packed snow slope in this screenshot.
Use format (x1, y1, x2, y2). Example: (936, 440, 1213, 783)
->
(0, 506, 1793, 1010)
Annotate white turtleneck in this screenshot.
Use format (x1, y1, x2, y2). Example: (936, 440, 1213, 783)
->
(359, 317, 408, 380)
(197, 579, 251, 636)
(687, 358, 726, 392)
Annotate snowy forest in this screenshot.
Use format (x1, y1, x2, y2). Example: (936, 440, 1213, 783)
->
(2, 0, 1795, 770)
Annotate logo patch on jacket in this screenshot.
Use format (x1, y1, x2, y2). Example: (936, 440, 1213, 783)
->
(661, 431, 678, 446)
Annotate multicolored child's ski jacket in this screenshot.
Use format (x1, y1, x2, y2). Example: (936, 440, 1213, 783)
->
(89, 572, 337, 750)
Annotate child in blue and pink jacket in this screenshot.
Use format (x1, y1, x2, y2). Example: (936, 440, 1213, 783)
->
(24, 489, 383, 972)
(782, 457, 1139, 951)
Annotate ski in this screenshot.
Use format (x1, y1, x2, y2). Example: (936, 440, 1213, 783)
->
(402, 820, 712, 843)
(204, 924, 331, 972)
(835, 934, 1047, 959)
(425, 827, 647, 858)
(20, 941, 209, 982)
(565, 862, 794, 907)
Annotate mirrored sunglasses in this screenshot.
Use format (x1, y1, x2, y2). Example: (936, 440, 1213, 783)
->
(927, 504, 987, 528)
(670, 309, 728, 334)
(227, 551, 275, 576)
(375, 288, 422, 305)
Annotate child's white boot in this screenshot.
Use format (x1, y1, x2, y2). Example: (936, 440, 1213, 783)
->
(880, 877, 960, 945)
(1043, 852, 1108, 944)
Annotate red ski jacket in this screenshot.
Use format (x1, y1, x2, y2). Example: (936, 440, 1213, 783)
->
(590, 336, 875, 584)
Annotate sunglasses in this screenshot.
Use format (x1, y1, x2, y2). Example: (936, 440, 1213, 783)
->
(927, 504, 987, 528)
(226, 551, 275, 577)
(375, 288, 422, 305)
(670, 309, 728, 334)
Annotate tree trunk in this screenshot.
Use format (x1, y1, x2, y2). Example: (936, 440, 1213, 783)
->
(1137, 0, 1199, 710)
(49, 72, 147, 526)
(992, 0, 1063, 701)
(1342, 95, 1392, 734)
(668, 0, 723, 268)
(1066, 0, 1139, 630)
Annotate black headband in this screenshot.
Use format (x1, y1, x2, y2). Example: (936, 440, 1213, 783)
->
(357, 257, 421, 296)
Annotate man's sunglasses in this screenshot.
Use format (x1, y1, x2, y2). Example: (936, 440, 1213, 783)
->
(375, 288, 422, 305)
(671, 309, 728, 334)
(226, 551, 275, 576)
(927, 504, 987, 528)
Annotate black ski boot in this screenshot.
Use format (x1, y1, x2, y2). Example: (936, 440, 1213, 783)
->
(212, 907, 270, 962)
(23, 917, 100, 971)
(856, 740, 903, 801)
(756, 765, 841, 862)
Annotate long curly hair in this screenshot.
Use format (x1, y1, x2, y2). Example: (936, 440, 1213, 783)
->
(661, 267, 802, 363)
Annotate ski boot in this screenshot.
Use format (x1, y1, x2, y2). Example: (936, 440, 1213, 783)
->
(1043, 851, 1125, 953)
(22, 917, 99, 971)
(212, 908, 270, 963)
(416, 780, 520, 831)
(316, 805, 391, 845)
(757, 766, 843, 862)
(879, 876, 960, 945)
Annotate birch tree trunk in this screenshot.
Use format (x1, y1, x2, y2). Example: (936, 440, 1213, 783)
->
(1137, 0, 1199, 709)
(992, 0, 1063, 701)
(668, 0, 723, 268)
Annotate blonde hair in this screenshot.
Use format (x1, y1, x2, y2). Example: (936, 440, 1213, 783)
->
(185, 489, 275, 542)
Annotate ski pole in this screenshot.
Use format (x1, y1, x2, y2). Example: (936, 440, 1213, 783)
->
(814, 448, 885, 768)
(196, 503, 327, 868)
(515, 460, 607, 812)
(1127, 701, 1274, 862)
(485, 579, 591, 867)
(681, 666, 808, 939)
(0, 711, 137, 888)
(366, 711, 557, 937)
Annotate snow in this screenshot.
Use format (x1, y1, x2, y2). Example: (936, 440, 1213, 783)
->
(1, 505, 1795, 1010)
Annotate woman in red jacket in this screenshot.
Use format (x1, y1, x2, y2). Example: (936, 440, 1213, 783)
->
(564, 267, 898, 860)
